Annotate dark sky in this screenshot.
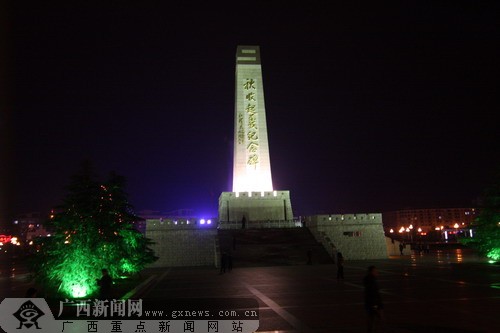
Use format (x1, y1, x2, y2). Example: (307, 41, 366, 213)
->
(2, 1, 499, 225)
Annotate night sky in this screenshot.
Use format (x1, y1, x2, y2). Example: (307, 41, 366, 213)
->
(2, 2, 499, 226)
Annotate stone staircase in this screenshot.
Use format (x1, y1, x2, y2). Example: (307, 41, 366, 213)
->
(217, 228, 333, 267)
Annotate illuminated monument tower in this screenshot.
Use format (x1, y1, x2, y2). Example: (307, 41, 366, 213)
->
(218, 46, 294, 227)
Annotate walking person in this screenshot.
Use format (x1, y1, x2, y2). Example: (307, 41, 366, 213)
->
(363, 266, 384, 333)
(399, 243, 404, 255)
(336, 252, 344, 281)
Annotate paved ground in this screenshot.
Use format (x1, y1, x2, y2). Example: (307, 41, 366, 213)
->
(139, 248, 500, 333)
(2, 248, 499, 332)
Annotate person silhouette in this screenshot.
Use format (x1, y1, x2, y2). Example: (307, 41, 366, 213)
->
(336, 252, 344, 280)
(363, 266, 384, 332)
(227, 252, 233, 272)
(25, 287, 38, 297)
(96, 268, 113, 299)
(220, 252, 228, 274)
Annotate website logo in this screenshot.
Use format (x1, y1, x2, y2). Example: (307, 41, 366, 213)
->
(12, 301, 45, 329)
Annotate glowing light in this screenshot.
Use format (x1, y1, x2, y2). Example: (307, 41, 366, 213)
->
(235, 192, 239, 198)
(0, 235, 12, 243)
(273, 191, 277, 197)
(444, 231, 448, 240)
(435, 227, 441, 231)
(389, 229, 394, 233)
(453, 223, 460, 228)
(409, 225, 413, 229)
(405, 228, 410, 232)
(200, 219, 206, 225)
(71, 284, 89, 298)
(399, 227, 405, 233)
(440, 226, 444, 230)
(207, 219, 212, 225)
(469, 229, 473, 237)
(417, 228, 422, 233)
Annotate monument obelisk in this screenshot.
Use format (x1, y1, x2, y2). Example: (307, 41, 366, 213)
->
(218, 46, 294, 228)
(232, 45, 273, 192)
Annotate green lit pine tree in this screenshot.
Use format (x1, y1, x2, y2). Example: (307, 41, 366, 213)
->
(35, 162, 157, 298)
(461, 172, 500, 261)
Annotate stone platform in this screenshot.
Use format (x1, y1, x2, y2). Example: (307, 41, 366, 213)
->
(218, 228, 333, 267)
(138, 248, 500, 332)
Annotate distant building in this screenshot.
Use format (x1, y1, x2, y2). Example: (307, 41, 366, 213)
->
(13, 212, 52, 241)
(383, 208, 477, 233)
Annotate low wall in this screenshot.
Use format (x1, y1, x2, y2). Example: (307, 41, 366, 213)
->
(306, 213, 388, 260)
(145, 219, 217, 267)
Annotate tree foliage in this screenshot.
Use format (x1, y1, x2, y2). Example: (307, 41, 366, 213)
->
(461, 172, 500, 261)
(34, 162, 157, 297)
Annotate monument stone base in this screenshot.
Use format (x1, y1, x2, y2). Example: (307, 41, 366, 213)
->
(218, 191, 294, 229)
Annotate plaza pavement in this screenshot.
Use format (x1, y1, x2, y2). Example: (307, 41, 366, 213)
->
(136, 248, 500, 333)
